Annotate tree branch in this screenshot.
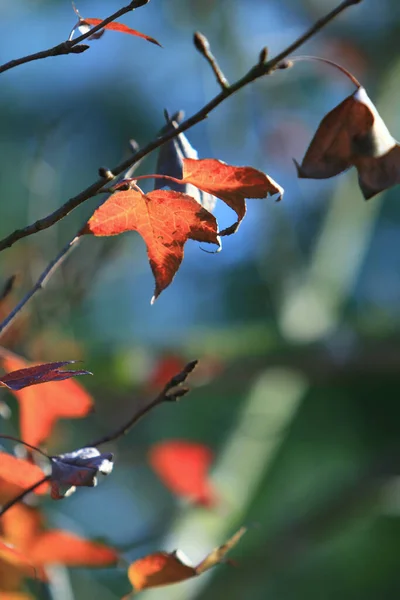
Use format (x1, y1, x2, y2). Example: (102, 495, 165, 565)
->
(0, 0, 150, 75)
(0, 0, 363, 254)
(0, 237, 79, 339)
(90, 359, 198, 447)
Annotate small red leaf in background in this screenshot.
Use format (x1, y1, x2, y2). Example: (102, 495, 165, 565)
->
(148, 440, 216, 506)
(0, 453, 48, 495)
(0, 360, 91, 391)
(0, 350, 93, 447)
(126, 527, 247, 593)
(295, 86, 400, 199)
(81, 18, 161, 46)
(182, 158, 283, 235)
(83, 189, 219, 301)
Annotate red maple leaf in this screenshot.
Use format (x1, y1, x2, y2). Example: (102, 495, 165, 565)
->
(148, 440, 216, 506)
(181, 158, 283, 235)
(0, 351, 93, 447)
(80, 18, 161, 47)
(82, 189, 219, 301)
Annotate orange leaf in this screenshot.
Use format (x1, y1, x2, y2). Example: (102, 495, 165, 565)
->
(182, 158, 283, 235)
(0, 360, 91, 391)
(0, 540, 35, 576)
(1, 503, 117, 571)
(126, 527, 247, 592)
(30, 531, 118, 567)
(82, 18, 161, 47)
(0, 594, 34, 600)
(148, 440, 216, 506)
(0, 350, 93, 447)
(83, 189, 219, 301)
(128, 551, 196, 591)
(0, 453, 48, 495)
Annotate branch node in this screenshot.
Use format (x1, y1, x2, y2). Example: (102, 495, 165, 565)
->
(259, 47, 269, 64)
(70, 44, 90, 54)
(193, 32, 230, 90)
(98, 167, 115, 181)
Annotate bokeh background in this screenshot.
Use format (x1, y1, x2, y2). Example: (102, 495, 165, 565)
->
(1, 0, 400, 598)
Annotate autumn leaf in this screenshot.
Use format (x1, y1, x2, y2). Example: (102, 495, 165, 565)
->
(0, 452, 48, 496)
(148, 440, 216, 506)
(295, 86, 400, 199)
(79, 18, 161, 47)
(49, 446, 113, 500)
(126, 526, 247, 592)
(82, 188, 220, 301)
(0, 360, 91, 391)
(1, 503, 117, 575)
(0, 350, 93, 447)
(181, 158, 283, 235)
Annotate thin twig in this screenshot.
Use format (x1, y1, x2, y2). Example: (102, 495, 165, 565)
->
(0, 0, 363, 254)
(194, 32, 229, 90)
(0, 0, 150, 75)
(0, 475, 51, 517)
(0, 237, 80, 338)
(90, 359, 198, 447)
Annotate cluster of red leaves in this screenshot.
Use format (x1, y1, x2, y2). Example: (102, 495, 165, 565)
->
(83, 158, 283, 300)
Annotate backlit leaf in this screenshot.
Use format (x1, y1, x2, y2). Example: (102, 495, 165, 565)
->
(83, 189, 219, 301)
(81, 18, 161, 46)
(0, 453, 48, 495)
(0, 351, 93, 447)
(128, 551, 195, 591)
(30, 531, 118, 567)
(148, 440, 216, 506)
(182, 158, 283, 235)
(126, 527, 246, 592)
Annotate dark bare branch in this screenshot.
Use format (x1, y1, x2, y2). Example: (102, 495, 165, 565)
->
(90, 360, 198, 447)
(0, 0, 363, 254)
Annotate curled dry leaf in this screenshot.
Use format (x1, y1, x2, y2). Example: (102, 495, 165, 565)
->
(126, 526, 247, 592)
(0, 350, 93, 447)
(82, 188, 220, 301)
(295, 86, 400, 199)
(0, 360, 91, 391)
(148, 440, 216, 506)
(181, 158, 283, 235)
(50, 447, 114, 500)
